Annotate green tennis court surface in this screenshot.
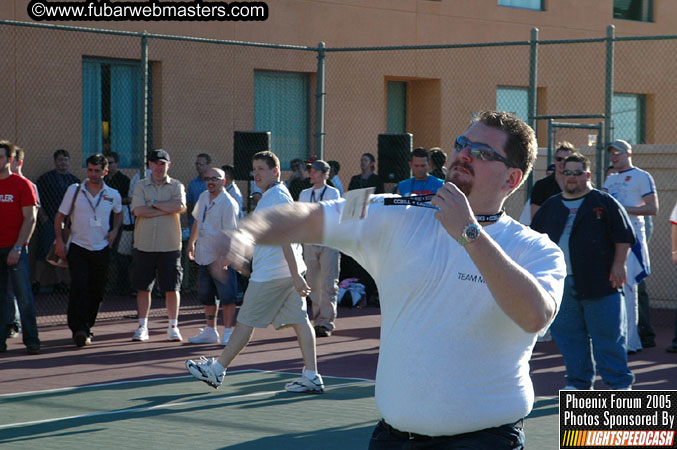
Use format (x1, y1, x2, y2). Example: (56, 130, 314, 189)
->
(0, 369, 560, 449)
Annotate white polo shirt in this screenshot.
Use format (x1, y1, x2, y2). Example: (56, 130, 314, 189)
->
(191, 188, 239, 266)
(58, 181, 122, 251)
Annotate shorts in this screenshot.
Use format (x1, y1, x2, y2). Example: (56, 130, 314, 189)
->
(197, 264, 239, 306)
(237, 277, 308, 329)
(131, 249, 183, 293)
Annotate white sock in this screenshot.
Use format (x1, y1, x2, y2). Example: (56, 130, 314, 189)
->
(212, 361, 226, 374)
(206, 326, 215, 331)
(168, 319, 178, 327)
(138, 318, 148, 329)
(303, 369, 318, 379)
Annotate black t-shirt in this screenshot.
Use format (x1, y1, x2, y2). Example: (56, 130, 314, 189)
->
(530, 174, 561, 206)
(348, 173, 385, 194)
(104, 171, 131, 198)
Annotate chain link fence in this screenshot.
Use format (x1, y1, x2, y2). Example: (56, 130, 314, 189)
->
(1, 20, 675, 327)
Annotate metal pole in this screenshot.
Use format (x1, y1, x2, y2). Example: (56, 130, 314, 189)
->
(140, 31, 149, 179)
(604, 25, 615, 171)
(526, 28, 539, 200)
(596, 121, 604, 187)
(314, 42, 326, 160)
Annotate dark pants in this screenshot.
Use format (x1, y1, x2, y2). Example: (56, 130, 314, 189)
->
(368, 420, 524, 450)
(0, 246, 40, 351)
(636, 280, 655, 345)
(66, 243, 110, 336)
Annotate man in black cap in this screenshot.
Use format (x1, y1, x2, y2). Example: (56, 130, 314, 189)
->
(298, 160, 341, 337)
(130, 149, 187, 342)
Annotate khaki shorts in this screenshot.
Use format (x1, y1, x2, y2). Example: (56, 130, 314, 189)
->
(237, 277, 309, 329)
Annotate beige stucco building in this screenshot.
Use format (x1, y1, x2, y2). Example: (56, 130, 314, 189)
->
(1, 0, 676, 303)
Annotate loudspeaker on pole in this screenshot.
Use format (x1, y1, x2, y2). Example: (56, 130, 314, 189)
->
(378, 133, 413, 183)
(233, 131, 271, 180)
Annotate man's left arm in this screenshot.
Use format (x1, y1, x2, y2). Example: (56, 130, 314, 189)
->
(609, 242, 630, 288)
(433, 182, 560, 333)
(7, 205, 37, 266)
(624, 192, 658, 217)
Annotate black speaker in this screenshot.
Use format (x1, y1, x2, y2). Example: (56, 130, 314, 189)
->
(233, 131, 271, 180)
(378, 133, 412, 183)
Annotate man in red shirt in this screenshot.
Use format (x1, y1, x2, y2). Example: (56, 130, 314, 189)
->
(0, 140, 40, 354)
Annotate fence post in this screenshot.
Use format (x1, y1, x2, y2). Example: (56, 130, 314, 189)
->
(604, 25, 615, 169)
(140, 31, 149, 178)
(526, 27, 539, 200)
(314, 41, 326, 160)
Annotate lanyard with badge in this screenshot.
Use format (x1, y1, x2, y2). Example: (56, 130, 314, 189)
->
(199, 196, 218, 237)
(83, 186, 105, 228)
(383, 194, 504, 223)
(310, 186, 328, 202)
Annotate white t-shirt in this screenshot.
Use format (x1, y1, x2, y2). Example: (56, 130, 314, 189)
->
(321, 197, 565, 436)
(191, 189, 239, 266)
(603, 166, 655, 278)
(59, 182, 122, 251)
(671, 201, 677, 224)
(250, 182, 306, 282)
(603, 167, 656, 237)
(298, 184, 341, 204)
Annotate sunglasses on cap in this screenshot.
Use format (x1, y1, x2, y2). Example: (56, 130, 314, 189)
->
(453, 135, 514, 168)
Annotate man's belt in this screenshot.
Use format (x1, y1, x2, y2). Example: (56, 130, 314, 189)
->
(380, 418, 524, 442)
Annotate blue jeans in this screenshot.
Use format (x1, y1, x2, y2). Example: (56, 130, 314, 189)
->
(368, 420, 524, 449)
(550, 276, 634, 390)
(0, 246, 40, 351)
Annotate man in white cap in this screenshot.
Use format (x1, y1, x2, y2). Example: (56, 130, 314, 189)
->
(603, 139, 658, 352)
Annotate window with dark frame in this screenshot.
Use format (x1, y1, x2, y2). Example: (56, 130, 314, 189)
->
(613, 0, 653, 22)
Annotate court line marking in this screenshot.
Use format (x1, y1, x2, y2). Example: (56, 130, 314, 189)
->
(0, 371, 375, 430)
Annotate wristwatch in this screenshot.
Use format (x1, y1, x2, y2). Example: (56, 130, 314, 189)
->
(13, 245, 23, 252)
(458, 223, 482, 247)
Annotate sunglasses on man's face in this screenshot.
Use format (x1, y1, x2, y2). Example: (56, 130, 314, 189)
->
(562, 169, 586, 177)
(204, 177, 223, 182)
(453, 135, 514, 167)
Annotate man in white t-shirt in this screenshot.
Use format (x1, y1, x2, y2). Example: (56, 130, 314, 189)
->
(186, 151, 323, 394)
(603, 139, 658, 352)
(54, 154, 122, 347)
(298, 160, 341, 337)
(186, 168, 240, 346)
(190, 111, 565, 447)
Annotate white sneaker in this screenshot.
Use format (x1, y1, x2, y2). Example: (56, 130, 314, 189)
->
(167, 325, 183, 342)
(221, 328, 233, 346)
(132, 326, 149, 341)
(285, 374, 324, 394)
(188, 327, 219, 344)
(186, 356, 225, 389)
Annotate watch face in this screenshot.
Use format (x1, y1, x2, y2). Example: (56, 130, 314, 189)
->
(465, 224, 480, 240)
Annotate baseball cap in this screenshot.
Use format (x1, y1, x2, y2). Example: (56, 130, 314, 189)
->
(148, 149, 171, 162)
(607, 139, 631, 154)
(310, 160, 330, 173)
